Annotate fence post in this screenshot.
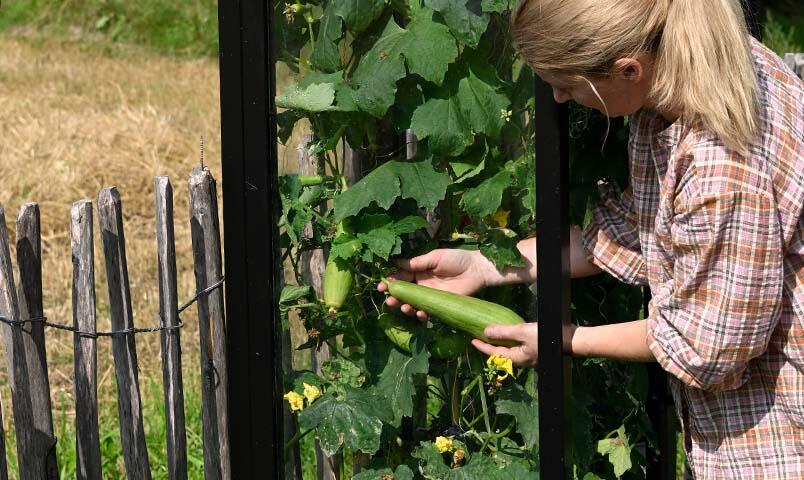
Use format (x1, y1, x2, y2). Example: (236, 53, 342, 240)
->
(534, 76, 573, 478)
(295, 135, 339, 480)
(155, 177, 188, 480)
(97, 187, 152, 480)
(71, 200, 103, 480)
(188, 168, 231, 480)
(0, 205, 17, 480)
(15, 203, 58, 479)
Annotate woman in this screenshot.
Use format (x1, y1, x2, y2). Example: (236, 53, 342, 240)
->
(379, 0, 804, 478)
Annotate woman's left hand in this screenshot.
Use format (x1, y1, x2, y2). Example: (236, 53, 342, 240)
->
(472, 323, 539, 366)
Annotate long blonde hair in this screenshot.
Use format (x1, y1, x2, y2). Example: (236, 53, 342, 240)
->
(512, 0, 759, 153)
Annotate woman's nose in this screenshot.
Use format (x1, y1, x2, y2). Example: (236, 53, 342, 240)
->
(552, 88, 571, 104)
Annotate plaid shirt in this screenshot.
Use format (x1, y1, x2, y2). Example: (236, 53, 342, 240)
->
(582, 39, 804, 479)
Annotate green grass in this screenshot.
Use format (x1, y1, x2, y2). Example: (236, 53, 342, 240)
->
(764, 8, 804, 56)
(0, 0, 218, 57)
(2, 370, 205, 479)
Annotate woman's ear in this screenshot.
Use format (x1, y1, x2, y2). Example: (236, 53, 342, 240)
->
(612, 58, 644, 82)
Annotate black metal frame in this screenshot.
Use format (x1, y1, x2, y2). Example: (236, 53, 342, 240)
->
(218, 0, 284, 478)
(217, 1, 764, 478)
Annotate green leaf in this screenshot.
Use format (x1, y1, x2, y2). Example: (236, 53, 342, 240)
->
(412, 442, 451, 478)
(279, 285, 311, 305)
(597, 426, 633, 477)
(460, 170, 512, 217)
(353, 9, 458, 117)
(411, 52, 510, 155)
(411, 95, 473, 156)
(329, 234, 363, 260)
(321, 358, 365, 392)
(333, 159, 449, 221)
(298, 387, 391, 456)
(481, 0, 515, 13)
(276, 82, 336, 112)
(376, 338, 429, 425)
(425, 0, 489, 48)
(310, 3, 343, 72)
(495, 383, 539, 450)
(392, 215, 430, 234)
(334, 0, 386, 33)
(457, 50, 510, 139)
(352, 465, 414, 480)
(356, 214, 398, 261)
(480, 229, 525, 270)
(449, 140, 488, 181)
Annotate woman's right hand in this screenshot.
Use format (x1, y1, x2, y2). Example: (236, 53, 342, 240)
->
(377, 248, 502, 320)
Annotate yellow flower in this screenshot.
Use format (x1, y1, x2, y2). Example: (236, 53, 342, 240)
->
(284, 391, 304, 412)
(487, 354, 514, 382)
(453, 448, 466, 465)
(491, 209, 510, 228)
(435, 436, 453, 453)
(303, 383, 322, 404)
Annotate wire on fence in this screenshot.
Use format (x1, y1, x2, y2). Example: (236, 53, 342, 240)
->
(0, 277, 225, 339)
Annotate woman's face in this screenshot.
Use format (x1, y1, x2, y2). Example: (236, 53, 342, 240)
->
(538, 55, 655, 117)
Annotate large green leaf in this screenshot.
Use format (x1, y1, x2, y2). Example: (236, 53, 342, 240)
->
(597, 425, 633, 477)
(376, 338, 429, 425)
(425, 0, 489, 48)
(298, 387, 392, 456)
(310, 3, 343, 72)
(411, 52, 510, 155)
(353, 7, 458, 117)
(411, 95, 473, 156)
(460, 170, 513, 217)
(334, 0, 386, 33)
(333, 159, 450, 221)
(480, 229, 526, 270)
(495, 382, 539, 450)
(275, 82, 336, 112)
(457, 50, 510, 139)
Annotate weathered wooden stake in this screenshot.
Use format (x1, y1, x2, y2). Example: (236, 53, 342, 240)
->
(71, 200, 102, 480)
(97, 187, 152, 480)
(0, 205, 17, 480)
(297, 135, 341, 479)
(188, 168, 230, 480)
(155, 177, 188, 480)
(15, 203, 58, 479)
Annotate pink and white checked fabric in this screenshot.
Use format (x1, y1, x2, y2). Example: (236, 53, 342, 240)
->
(582, 38, 804, 479)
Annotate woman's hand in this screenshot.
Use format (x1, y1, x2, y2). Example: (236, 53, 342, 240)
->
(472, 324, 540, 366)
(378, 248, 501, 320)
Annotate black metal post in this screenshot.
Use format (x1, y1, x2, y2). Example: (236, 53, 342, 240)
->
(534, 77, 572, 478)
(218, 0, 283, 477)
(644, 288, 678, 480)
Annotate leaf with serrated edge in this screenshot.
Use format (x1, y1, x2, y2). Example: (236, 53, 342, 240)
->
(424, 0, 489, 48)
(310, 3, 342, 72)
(333, 159, 448, 221)
(376, 338, 429, 425)
(461, 170, 512, 217)
(597, 426, 633, 477)
(298, 387, 391, 456)
(334, 0, 386, 33)
(495, 383, 539, 450)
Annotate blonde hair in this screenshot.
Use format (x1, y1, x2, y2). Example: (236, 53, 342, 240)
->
(512, 0, 758, 153)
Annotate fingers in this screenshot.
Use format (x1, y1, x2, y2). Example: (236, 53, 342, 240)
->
(395, 250, 441, 273)
(471, 339, 532, 366)
(484, 324, 533, 342)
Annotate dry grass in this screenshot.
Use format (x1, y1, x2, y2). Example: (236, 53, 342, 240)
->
(0, 31, 305, 440)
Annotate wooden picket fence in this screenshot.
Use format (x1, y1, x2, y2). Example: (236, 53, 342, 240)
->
(0, 167, 228, 480)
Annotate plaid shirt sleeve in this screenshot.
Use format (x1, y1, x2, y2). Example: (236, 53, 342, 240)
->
(581, 180, 648, 286)
(646, 189, 784, 392)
